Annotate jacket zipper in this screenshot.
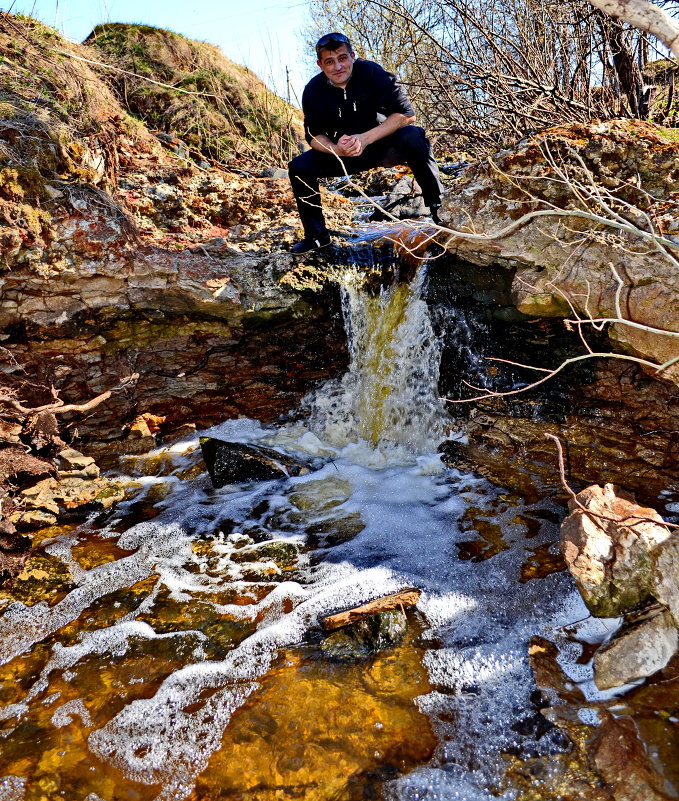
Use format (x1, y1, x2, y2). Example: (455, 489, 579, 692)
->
(337, 91, 355, 121)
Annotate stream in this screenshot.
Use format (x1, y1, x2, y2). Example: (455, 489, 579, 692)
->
(0, 254, 624, 801)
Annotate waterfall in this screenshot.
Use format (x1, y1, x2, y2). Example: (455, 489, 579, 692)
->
(306, 264, 449, 460)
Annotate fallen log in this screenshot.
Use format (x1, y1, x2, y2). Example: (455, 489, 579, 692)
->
(321, 588, 421, 631)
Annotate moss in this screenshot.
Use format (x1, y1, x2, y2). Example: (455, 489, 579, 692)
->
(657, 127, 679, 144)
(0, 166, 49, 202)
(17, 203, 51, 238)
(100, 317, 235, 354)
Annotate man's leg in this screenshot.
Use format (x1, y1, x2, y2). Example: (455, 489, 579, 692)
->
(288, 149, 356, 246)
(373, 126, 444, 211)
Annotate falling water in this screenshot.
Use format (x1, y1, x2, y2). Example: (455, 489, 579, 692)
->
(307, 264, 448, 457)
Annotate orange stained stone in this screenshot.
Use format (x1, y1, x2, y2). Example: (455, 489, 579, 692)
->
(190, 629, 437, 801)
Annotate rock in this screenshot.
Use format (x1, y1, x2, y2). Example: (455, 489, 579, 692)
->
(260, 167, 289, 179)
(230, 540, 300, 570)
(0, 516, 31, 583)
(369, 174, 429, 221)
(131, 414, 166, 437)
(652, 535, 679, 627)
(200, 438, 310, 487)
(560, 483, 672, 617)
(593, 609, 679, 690)
(19, 479, 61, 515)
(153, 132, 190, 160)
(14, 509, 58, 530)
(13, 474, 125, 527)
(321, 588, 421, 631)
(0, 421, 22, 444)
(57, 448, 96, 471)
(592, 712, 672, 801)
(439, 120, 679, 384)
(57, 448, 100, 479)
(321, 609, 408, 660)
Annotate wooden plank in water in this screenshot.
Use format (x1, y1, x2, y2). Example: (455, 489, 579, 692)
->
(321, 588, 421, 631)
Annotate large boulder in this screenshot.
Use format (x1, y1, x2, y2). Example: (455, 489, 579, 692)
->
(651, 535, 679, 627)
(560, 483, 672, 617)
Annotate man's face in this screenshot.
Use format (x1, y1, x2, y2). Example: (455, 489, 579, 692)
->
(317, 44, 356, 88)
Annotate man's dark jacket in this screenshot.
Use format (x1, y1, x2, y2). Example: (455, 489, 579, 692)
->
(302, 59, 415, 145)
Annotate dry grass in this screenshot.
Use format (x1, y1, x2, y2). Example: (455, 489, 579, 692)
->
(0, 13, 158, 245)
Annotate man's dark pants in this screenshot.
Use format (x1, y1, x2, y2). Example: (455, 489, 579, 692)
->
(288, 125, 443, 241)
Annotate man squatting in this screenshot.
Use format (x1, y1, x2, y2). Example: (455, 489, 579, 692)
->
(288, 32, 444, 254)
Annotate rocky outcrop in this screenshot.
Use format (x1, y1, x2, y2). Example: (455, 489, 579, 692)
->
(439, 120, 679, 384)
(10, 447, 124, 530)
(0, 14, 353, 447)
(437, 350, 679, 507)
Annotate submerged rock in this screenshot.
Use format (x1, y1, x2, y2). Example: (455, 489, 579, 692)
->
(560, 483, 672, 617)
(594, 609, 679, 690)
(200, 438, 310, 487)
(321, 609, 408, 660)
(592, 712, 673, 801)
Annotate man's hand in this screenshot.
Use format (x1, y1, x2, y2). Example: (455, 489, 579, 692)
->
(336, 134, 364, 157)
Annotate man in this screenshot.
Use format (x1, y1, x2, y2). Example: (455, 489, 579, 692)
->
(288, 32, 444, 254)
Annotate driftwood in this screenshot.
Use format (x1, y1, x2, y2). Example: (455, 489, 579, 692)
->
(321, 588, 421, 631)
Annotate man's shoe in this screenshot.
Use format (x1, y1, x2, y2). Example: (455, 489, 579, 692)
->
(290, 235, 332, 255)
(429, 203, 442, 226)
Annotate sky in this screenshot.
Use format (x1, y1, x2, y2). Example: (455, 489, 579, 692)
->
(2, 0, 318, 104)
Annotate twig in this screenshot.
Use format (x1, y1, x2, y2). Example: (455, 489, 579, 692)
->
(0, 373, 139, 416)
(544, 432, 679, 530)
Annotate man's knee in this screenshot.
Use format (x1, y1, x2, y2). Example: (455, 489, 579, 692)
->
(289, 150, 312, 176)
(392, 125, 428, 151)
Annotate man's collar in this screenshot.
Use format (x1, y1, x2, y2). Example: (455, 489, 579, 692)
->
(326, 75, 350, 89)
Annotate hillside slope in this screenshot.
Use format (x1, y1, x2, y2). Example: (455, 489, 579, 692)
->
(86, 22, 303, 169)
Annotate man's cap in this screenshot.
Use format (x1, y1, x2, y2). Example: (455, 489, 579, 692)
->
(315, 32, 352, 55)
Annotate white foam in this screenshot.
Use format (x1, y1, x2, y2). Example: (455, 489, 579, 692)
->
(0, 776, 26, 801)
(577, 708, 600, 726)
(386, 766, 498, 801)
(88, 567, 405, 796)
(51, 698, 93, 728)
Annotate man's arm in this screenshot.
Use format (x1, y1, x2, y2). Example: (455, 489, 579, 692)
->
(308, 133, 343, 155)
(311, 113, 415, 159)
(351, 112, 415, 152)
